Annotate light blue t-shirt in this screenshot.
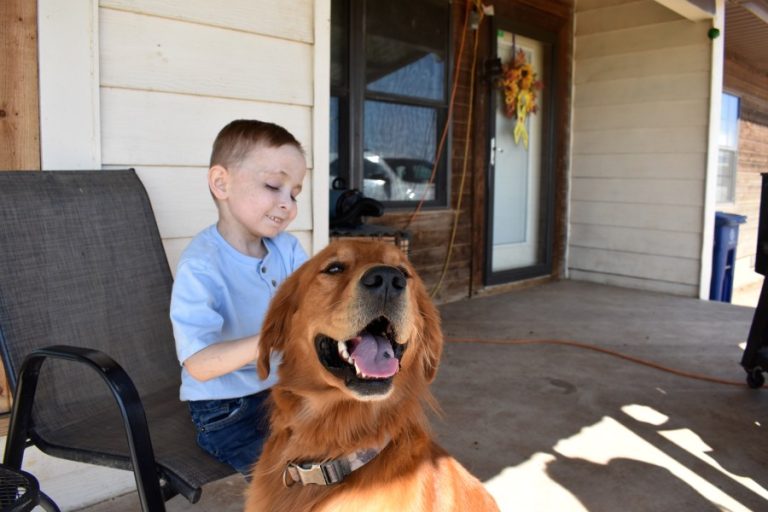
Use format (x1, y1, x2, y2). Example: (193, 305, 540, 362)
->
(170, 225, 308, 401)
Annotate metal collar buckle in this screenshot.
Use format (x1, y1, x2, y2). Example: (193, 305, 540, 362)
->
(282, 438, 390, 488)
(283, 460, 346, 487)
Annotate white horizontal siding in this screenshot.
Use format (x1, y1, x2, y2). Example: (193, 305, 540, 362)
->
(570, 223, 701, 258)
(574, 72, 710, 107)
(571, 0, 713, 295)
(100, 8, 313, 106)
(98, 1, 320, 259)
(573, 126, 708, 154)
(570, 246, 700, 285)
(101, 88, 313, 167)
(574, 44, 709, 85)
(575, 18, 711, 59)
(571, 177, 704, 206)
(101, 0, 314, 42)
(569, 269, 699, 295)
(573, 99, 708, 131)
(570, 201, 704, 232)
(572, 153, 707, 179)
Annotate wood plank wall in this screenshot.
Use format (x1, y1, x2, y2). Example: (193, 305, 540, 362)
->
(723, 53, 768, 295)
(98, 0, 316, 271)
(570, 0, 712, 296)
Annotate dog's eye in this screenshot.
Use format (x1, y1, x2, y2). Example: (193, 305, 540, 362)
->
(323, 262, 346, 275)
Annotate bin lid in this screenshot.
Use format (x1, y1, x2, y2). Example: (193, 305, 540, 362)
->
(715, 211, 747, 226)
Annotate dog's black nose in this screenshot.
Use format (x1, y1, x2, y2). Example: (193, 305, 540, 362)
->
(360, 265, 407, 298)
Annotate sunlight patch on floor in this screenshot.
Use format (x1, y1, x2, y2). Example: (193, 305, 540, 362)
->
(660, 428, 768, 501)
(621, 404, 669, 426)
(484, 407, 753, 512)
(484, 452, 587, 512)
(554, 415, 751, 512)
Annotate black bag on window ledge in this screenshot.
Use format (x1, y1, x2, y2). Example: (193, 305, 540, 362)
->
(329, 178, 384, 229)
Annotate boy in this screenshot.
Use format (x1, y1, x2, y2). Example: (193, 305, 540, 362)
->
(170, 119, 308, 476)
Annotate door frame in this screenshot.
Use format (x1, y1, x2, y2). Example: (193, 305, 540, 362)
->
(483, 17, 557, 286)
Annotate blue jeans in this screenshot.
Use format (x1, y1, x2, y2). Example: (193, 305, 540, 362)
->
(188, 390, 271, 476)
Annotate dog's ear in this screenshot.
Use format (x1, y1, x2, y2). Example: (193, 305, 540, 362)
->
(257, 270, 301, 379)
(414, 275, 443, 383)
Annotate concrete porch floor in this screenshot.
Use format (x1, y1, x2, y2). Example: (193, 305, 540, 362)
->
(77, 280, 768, 511)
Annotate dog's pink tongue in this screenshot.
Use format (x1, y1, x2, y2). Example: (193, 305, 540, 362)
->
(349, 333, 399, 378)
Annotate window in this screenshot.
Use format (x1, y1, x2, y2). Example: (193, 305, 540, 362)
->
(330, 0, 450, 207)
(717, 93, 740, 204)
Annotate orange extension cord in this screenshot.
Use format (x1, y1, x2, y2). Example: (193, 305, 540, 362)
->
(430, 3, 484, 298)
(445, 337, 749, 387)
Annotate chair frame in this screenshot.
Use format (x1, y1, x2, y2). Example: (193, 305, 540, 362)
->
(0, 169, 235, 512)
(3, 345, 166, 511)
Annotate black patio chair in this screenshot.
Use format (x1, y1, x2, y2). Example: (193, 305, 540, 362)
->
(0, 170, 235, 511)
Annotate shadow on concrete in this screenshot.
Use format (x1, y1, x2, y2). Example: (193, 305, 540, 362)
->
(546, 457, 722, 512)
(430, 281, 768, 511)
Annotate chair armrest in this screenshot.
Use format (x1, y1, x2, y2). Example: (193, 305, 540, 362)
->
(4, 344, 166, 511)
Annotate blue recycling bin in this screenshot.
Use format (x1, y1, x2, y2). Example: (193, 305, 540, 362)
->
(710, 211, 747, 302)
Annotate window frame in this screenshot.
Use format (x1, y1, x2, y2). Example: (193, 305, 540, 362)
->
(716, 92, 740, 205)
(331, 0, 452, 209)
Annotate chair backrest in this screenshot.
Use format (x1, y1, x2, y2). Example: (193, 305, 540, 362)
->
(0, 170, 180, 434)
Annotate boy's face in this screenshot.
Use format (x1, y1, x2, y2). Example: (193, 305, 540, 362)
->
(212, 144, 307, 245)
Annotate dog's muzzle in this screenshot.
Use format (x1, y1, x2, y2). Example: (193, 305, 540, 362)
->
(314, 265, 409, 397)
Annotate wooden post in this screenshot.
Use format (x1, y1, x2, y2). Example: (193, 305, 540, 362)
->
(0, 0, 40, 420)
(1, 0, 41, 170)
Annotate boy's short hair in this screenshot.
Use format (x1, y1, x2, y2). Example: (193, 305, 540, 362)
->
(210, 120, 303, 169)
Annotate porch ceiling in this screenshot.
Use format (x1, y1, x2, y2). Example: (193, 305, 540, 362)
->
(726, 0, 768, 75)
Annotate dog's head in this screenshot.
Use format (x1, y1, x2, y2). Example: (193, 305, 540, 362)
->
(258, 240, 442, 403)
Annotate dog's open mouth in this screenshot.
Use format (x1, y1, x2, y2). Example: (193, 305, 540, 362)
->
(315, 317, 406, 396)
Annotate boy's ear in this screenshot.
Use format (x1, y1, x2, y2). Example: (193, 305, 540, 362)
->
(208, 165, 229, 200)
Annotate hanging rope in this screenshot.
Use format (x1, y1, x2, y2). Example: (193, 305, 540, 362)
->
(431, 0, 486, 297)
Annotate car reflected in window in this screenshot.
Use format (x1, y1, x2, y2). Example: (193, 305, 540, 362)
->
(330, 153, 436, 203)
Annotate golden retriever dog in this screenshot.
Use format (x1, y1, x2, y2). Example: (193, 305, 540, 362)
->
(245, 240, 499, 512)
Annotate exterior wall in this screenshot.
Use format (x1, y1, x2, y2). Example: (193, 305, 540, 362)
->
(570, 0, 714, 296)
(17, 1, 329, 509)
(723, 54, 768, 303)
(98, 0, 326, 273)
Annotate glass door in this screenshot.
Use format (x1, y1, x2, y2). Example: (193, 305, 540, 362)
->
(485, 22, 555, 285)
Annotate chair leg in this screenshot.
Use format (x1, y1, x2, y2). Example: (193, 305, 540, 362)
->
(39, 491, 61, 512)
(5, 347, 168, 512)
(3, 353, 43, 470)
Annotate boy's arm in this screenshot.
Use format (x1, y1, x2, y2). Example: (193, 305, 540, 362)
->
(172, 259, 263, 383)
(183, 334, 260, 382)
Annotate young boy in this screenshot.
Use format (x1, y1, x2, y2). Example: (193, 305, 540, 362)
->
(170, 119, 308, 476)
